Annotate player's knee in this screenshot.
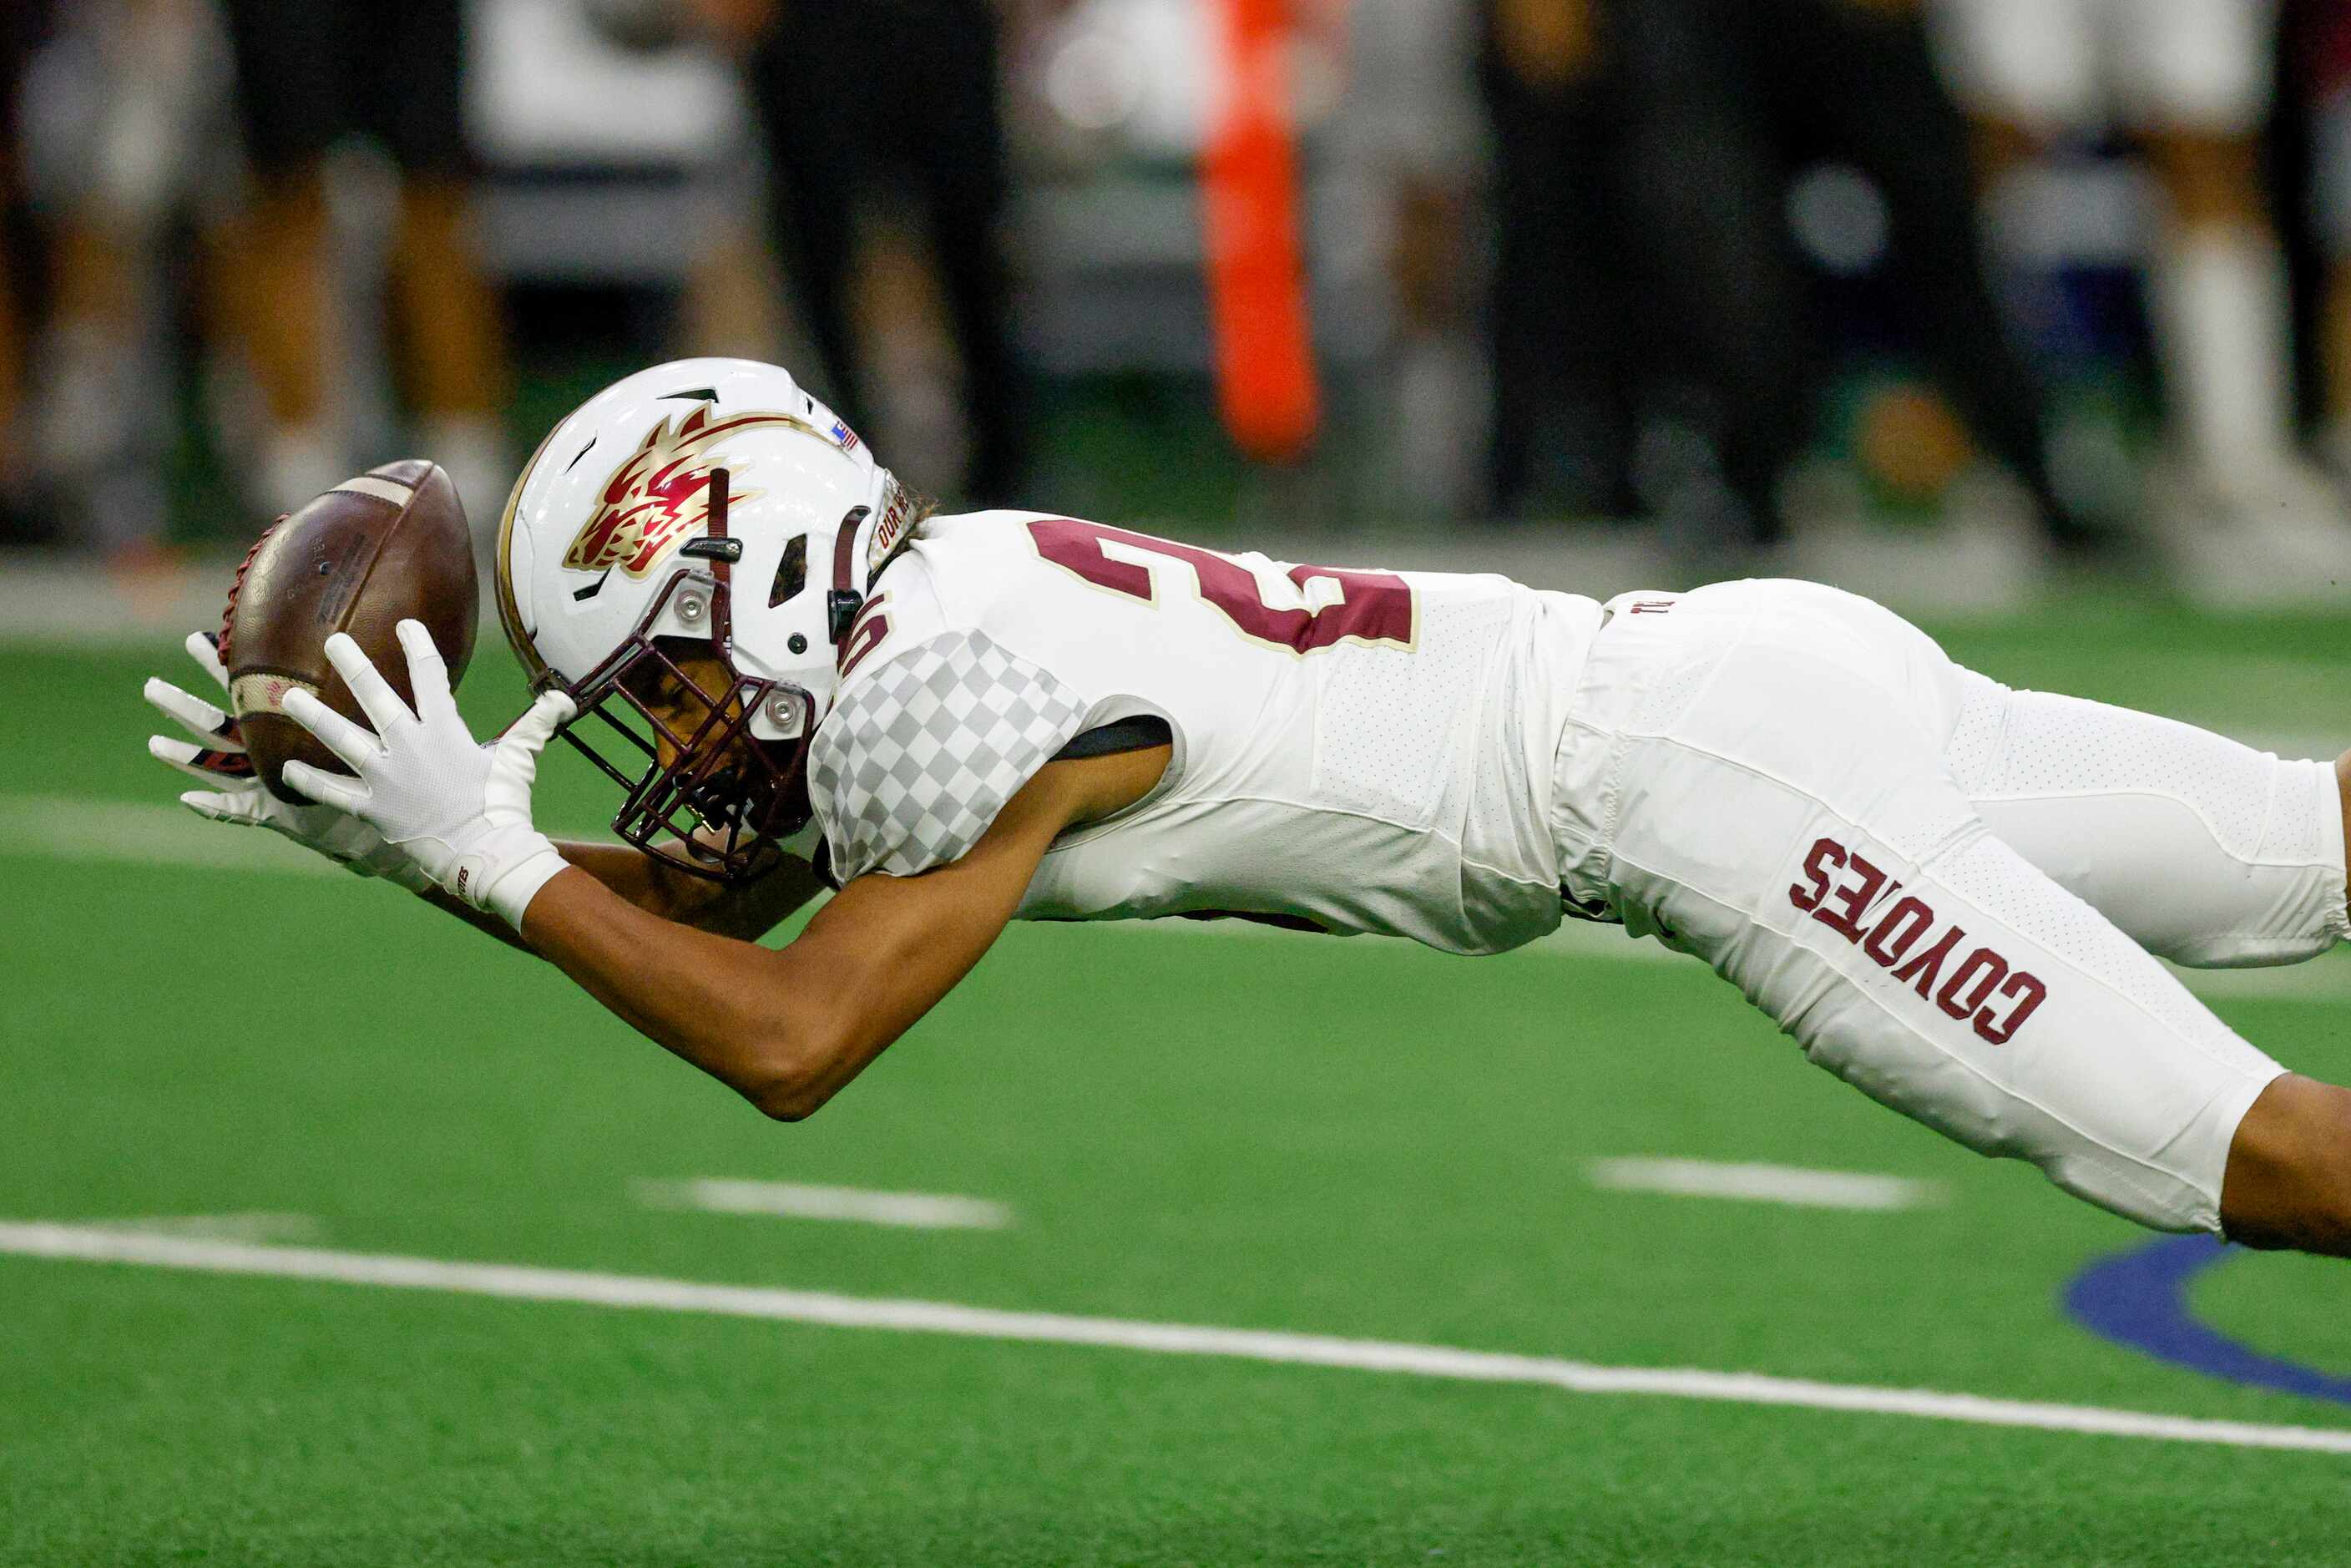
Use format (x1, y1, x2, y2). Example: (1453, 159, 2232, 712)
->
(2221, 1075, 2351, 1256)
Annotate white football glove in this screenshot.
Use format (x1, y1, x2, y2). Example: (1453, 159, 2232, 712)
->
(279, 620, 576, 929)
(145, 630, 434, 892)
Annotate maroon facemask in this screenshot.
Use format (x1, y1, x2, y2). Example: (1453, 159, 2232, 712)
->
(535, 470, 831, 884)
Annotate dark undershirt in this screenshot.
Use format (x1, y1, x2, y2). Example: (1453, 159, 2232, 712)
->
(1051, 716, 1172, 761)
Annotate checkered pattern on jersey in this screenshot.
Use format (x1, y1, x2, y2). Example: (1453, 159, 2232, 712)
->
(811, 630, 1090, 881)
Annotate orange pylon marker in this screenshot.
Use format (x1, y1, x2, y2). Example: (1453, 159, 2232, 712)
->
(1201, 0, 1320, 464)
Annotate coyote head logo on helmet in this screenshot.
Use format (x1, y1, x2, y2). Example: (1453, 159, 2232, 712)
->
(562, 406, 814, 578)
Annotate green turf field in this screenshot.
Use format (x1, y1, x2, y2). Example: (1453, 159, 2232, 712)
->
(7, 601, 2351, 1565)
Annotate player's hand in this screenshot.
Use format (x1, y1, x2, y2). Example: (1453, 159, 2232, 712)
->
(278, 620, 576, 928)
(144, 630, 433, 891)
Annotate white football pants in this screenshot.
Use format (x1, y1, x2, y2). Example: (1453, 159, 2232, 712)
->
(1551, 580, 2348, 1233)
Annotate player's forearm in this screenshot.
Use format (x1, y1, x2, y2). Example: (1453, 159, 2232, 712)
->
(548, 839, 823, 938)
(420, 886, 532, 951)
(516, 866, 839, 1114)
(412, 839, 822, 954)
(509, 760, 1102, 1116)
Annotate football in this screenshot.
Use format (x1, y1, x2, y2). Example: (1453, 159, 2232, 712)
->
(220, 460, 479, 802)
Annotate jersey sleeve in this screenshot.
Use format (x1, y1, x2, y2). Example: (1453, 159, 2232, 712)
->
(807, 629, 1092, 882)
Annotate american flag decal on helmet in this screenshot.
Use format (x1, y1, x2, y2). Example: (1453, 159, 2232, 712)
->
(830, 420, 860, 453)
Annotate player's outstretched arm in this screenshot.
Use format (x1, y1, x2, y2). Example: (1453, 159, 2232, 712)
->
(538, 837, 828, 943)
(146, 627, 820, 947)
(273, 617, 1161, 1117)
(416, 839, 827, 952)
(515, 756, 1113, 1118)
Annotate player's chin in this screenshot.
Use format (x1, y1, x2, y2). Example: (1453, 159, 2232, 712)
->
(678, 748, 801, 867)
(686, 827, 786, 880)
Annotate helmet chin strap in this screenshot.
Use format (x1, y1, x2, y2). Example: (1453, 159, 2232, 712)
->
(706, 467, 735, 658)
(678, 466, 746, 659)
(827, 503, 872, 645)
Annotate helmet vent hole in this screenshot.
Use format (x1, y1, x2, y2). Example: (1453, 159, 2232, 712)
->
(770, 533, 809, 607)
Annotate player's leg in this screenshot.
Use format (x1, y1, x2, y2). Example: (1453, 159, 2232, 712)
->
(0, 139, 22, 517)
(1480, 0, 1626, 518)
(0, 0, 49, 518)
(2308, 58, 2351, 471)
(1940, 674, 2349, 969)
(2220, 1074, 2351, 1253)
(1802, 0, 2101, 551)
(2125, 0, 2301, 492)
(1723, 576, 2351, 968)
(1560, 581, 2344, 1248)
(901, 0, 1027, 506)
(1605, 0, 1812, 543)
(1929, 0, 2100, 170)
(215, 0, 346, 514)
(369, 0, 510, 563)
(744, 23, 868, 429)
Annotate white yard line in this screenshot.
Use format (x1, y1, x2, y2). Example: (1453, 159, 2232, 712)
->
(2, 1221, 2346, 1454)
(1588, 1157, 1943, 1211)
(634, 1178, 1011, 1231)
(0, 797, 341, 878)
(0, 796, 609, 878)
(85, 1212, 322, 1244)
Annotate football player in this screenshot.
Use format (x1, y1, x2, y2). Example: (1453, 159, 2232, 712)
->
(148, 360, 2351, 1259)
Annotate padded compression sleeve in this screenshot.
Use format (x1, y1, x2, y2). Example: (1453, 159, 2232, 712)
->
(1943, 672, 2349, 969)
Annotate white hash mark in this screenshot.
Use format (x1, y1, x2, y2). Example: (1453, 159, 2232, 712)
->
(1586, 1158, 1944, 1211)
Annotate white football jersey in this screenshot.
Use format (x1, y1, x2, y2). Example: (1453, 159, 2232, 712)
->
(804, 512, 1603, 955)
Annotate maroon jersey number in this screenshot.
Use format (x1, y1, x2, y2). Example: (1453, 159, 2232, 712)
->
(1027, 518, 1414, 653)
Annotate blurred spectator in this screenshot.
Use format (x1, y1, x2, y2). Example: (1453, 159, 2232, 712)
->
(216, 0, 510, 543)
(1346, 0, 1490, 519)
(1777, 0, 2102, 553)
(1596, 0, 1811, 545)
(16, 0, 235, 563)
(1479, 0, 1636, 519)
(0, 1, 38, 531)
(1489, 0, 2092, 550)
(696, 0, 1029, 505)
(2293, 0, 2351, 471)
(1937, 0, 2338, 524)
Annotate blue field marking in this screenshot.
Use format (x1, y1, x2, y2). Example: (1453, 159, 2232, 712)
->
(2064, 1236, 2351, 1406)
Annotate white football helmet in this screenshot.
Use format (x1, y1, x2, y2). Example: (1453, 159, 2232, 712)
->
(496, 358, 921, 879)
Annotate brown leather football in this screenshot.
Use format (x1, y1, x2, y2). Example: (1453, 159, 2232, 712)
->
(221, 460, 479, 802)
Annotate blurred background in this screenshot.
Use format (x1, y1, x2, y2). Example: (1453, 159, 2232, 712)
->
(8, 0, 2351, 625)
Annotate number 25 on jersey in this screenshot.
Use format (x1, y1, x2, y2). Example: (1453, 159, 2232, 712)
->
(1027, 518, 1416, 655)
